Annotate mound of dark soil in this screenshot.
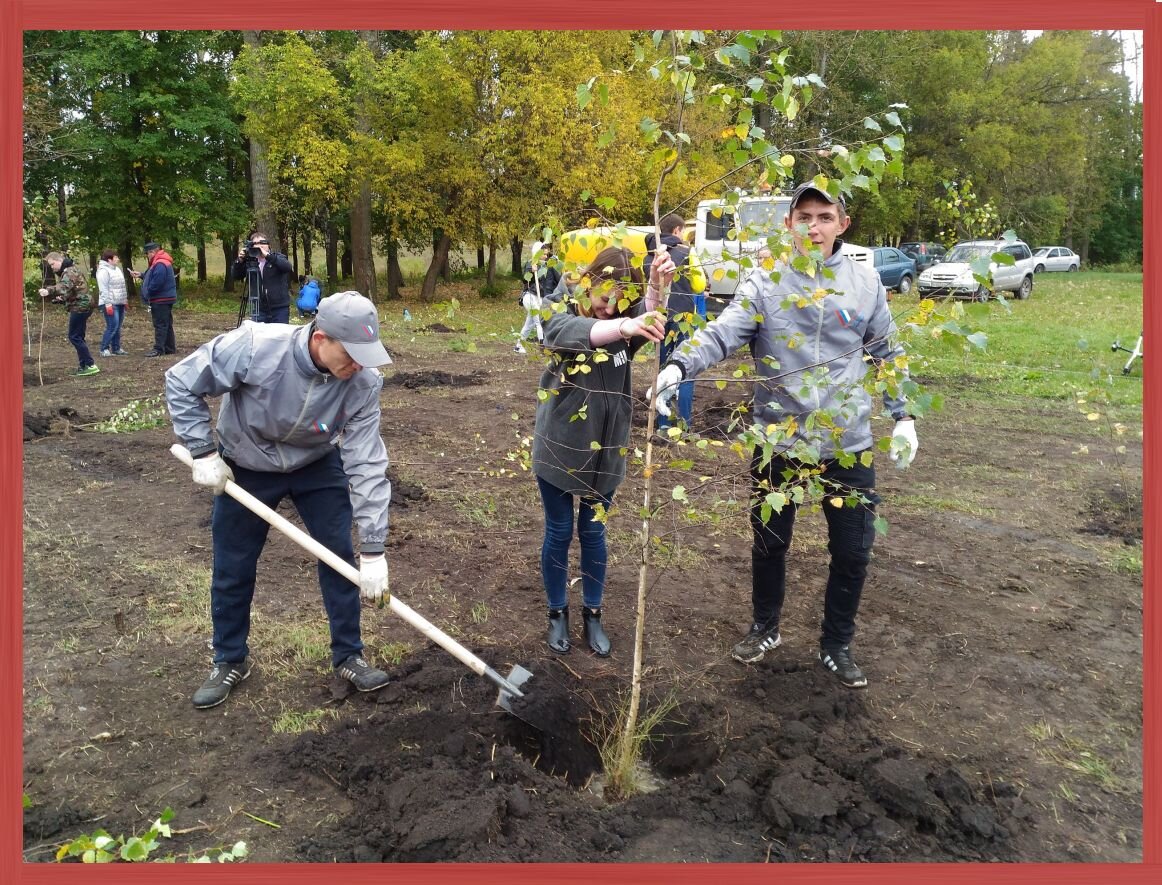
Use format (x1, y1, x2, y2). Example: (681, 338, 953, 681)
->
(271, 650, 1026, 863)
(384, 370, 488, 389)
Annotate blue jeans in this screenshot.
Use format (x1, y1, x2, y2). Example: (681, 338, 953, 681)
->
(537, 476, 612, 610)
(209, 448, 363, 666)
(658, 319, 694, 429)
(100, 304, 124, 352)
(67, 311, 94, 368)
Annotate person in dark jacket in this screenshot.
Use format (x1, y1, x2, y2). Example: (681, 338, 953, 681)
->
(644, 213, 699, 436)
(233, 232, 294, 324)
(139, 241, 177, 357)
(533, 245, 674, 656)
(39, 251, 99, 376)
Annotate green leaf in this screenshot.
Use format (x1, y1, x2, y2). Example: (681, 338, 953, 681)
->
(590, 440, 602, 450)
(863, 116, 882, 132)
(873, 515, 889, 536)
(966, 332, 988, 350)
(883, 134, 904, 152)
(671, 485, 688, 503)
(575, 83, 592, 111)
(884, 111, 902, 128)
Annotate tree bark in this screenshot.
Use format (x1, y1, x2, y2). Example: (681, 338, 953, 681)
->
(325, 215, 340, 289)
(510, 236, 523, 277)
(421, 233, 453, 299)
(242, 31, 281, 249)
(351, 181, 376, 298)
(196, 240, 207, 283)
(386, 239, 405, 299)
(221, 239, 238, 292)
(486, 239, 497, 287)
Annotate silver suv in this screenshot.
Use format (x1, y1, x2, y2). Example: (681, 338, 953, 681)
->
(917, 238, 1036, 301)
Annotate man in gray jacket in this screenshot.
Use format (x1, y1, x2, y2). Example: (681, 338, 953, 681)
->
(654, 182, 919, 688)
(166, 291, 394, 708)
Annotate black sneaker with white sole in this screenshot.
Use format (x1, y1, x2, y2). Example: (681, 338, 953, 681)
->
(819, 645, 868, 689)
(731, 621, 782, 663)
(335, 655, 390, 692)
(192, 659, 252, 709)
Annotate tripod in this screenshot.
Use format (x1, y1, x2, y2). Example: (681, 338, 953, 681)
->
(1111, 330, 1143, 375)
(236, 260, 262, 327)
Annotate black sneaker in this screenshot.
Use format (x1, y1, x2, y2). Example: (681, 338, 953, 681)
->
(335, 655, 390, 692)
(819, 645, 868, 689)
(192, 660, 252, 709)
(731, 621, 782, 663)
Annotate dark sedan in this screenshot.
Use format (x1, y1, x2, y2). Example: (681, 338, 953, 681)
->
(872, 247, 918, 295)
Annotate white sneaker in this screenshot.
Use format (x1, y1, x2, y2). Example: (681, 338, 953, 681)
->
(514, 344, 527, 354)
(100, 349, 112, 357)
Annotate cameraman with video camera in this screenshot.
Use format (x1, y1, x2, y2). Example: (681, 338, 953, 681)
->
(232, 232, 293, 324)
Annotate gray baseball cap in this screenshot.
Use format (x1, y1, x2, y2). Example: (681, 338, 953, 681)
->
(316, 291, 392, 368)
(789, 181, 846, 210)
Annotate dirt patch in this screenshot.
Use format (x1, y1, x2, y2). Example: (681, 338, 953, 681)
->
(384, 369, 488, 389)
(22, 303, 1142, 862)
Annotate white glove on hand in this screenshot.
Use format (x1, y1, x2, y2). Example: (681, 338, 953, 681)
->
(191, 453, 234, 494)
(889, 419, 918, 469)
(647, 364, 685, 417)
(359, 554, 389, 603)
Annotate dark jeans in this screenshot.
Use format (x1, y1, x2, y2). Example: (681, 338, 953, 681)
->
(209, 448, 363, 667)
(750, 450, 880, 648)
(67, 311, 94, 368)
(537, 475, 612, 610)
(150, 302, 176, 354)
(257, 305, 290, 324)
(100, 304, 125, 352)
(657, 318, 694, 429)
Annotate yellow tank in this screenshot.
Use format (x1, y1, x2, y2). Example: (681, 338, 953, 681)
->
(557, 224, 706, 294)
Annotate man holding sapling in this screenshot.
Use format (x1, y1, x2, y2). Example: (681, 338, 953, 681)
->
(652, 181, 918, 689)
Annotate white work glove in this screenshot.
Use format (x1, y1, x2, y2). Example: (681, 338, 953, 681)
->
(38, 288, 49, 298)
(889, 419, 918, 469)
(191, 452, 234, 494)
(359, 554, 389, 603)
(647, 363, 685, 417)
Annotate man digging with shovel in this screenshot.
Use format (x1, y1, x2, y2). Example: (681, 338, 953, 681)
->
(165, 291, 394, 709)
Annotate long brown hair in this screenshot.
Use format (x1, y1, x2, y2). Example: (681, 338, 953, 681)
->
(574, 246, 644, 318)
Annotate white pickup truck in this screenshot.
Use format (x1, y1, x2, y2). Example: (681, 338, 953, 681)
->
(692, 193, 793, 308)
(916, 238, 1036, 301)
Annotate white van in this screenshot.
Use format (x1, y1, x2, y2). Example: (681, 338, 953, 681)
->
(693, 193, 793, 304)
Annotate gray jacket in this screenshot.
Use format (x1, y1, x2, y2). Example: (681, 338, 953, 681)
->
(671, 244, 907, 457)
(165, 322, 390, 553)
(533, 285, 648, 498)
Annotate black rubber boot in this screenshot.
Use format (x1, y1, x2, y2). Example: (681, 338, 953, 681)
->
(581, 607, 611, 657)
(547, 607, 570, 654)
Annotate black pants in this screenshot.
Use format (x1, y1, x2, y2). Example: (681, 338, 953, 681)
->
(151, 302, 176, 354)
(750, 450, 880, 648)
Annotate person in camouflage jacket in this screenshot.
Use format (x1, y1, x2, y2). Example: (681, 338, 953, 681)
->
(39, 251, 99, 376)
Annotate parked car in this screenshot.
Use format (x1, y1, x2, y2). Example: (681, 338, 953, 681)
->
(900, 241, 947, 272)
(917, 238, 1036, 300)
(1033, 246, 1080, 273)
(842, 245, 916, 296)
(871, 247, 917, 295)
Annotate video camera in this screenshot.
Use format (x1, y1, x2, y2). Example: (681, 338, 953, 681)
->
(243, 239, 265, 261)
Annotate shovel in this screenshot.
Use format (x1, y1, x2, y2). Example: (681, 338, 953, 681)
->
(170, 445, 533, 717)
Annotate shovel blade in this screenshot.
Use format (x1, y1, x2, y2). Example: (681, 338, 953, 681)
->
(496, 664, 534, 714)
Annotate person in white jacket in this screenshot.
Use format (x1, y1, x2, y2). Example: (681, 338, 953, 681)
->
(515, 241, 560, 353)
(95, 248, 130, 356)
